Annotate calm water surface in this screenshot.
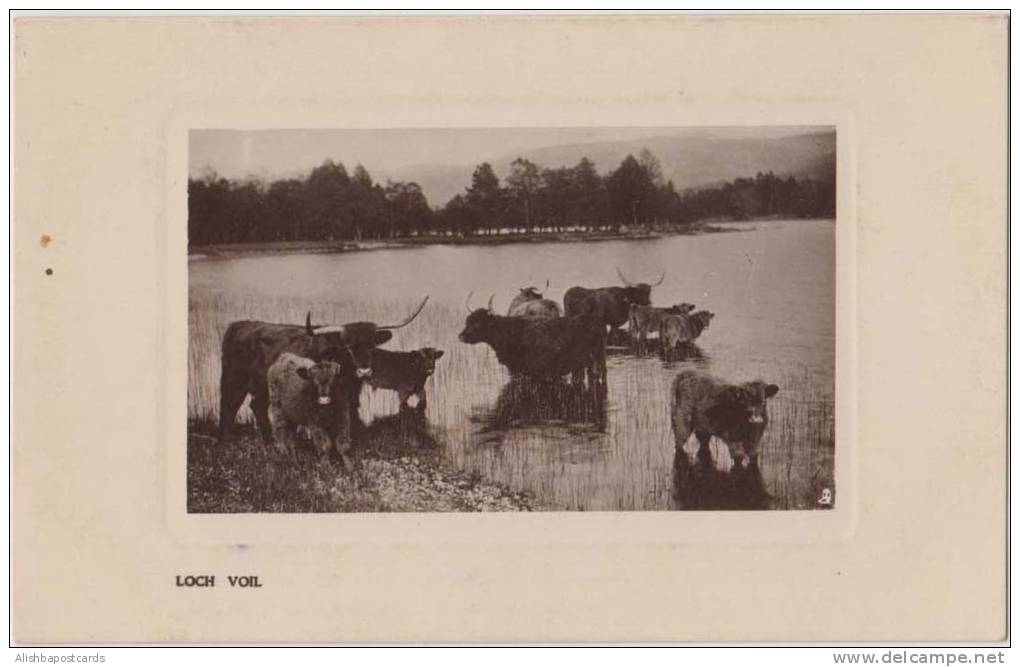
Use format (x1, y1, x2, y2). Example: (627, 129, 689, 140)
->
(190, 220, 835, 510)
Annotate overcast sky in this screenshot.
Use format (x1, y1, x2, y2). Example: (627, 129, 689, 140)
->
(189, 126, 821, 182)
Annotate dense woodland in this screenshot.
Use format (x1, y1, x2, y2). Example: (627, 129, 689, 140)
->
(188, 149, 836, 246)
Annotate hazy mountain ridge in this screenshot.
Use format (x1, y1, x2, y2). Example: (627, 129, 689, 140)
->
(381, 130, 835, 207)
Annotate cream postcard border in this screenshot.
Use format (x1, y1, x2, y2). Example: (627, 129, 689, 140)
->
(14, 15, 1004, 643)
(164, 104, 857, 545)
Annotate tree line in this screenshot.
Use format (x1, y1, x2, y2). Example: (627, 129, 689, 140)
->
(188, 149, 835, 246)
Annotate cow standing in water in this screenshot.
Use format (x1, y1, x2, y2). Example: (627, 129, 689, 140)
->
(670, 370, 779, 470)
(628, 302, 696, 354)
(459, 294, 607, 392)
(217, 297, 429, 443)
(507, 280, 562, 320)
(366, 347, 445, 413)
(659, 310, 714, 360)
(563, 268, 664, 338)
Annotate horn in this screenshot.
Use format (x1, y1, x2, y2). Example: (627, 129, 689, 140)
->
(378, 296, 429, 330)
(652, 270, 665, 287)
(311, 324, 347, 335)
(307, 312, 347, 336)
(306, 310, 350, 336)
(487, 294, 495, 312)
(616, 267, 635, 286)
(541, 279, 550, 295)
(466, 291, 474, 312)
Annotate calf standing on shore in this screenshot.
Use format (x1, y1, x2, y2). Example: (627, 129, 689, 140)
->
(267, 353, 353, 469)
(366, 347, 445, 413)
(670, 370, 779, 470)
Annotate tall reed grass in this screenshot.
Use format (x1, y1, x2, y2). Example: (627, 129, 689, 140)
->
(189, 290, 835, 511)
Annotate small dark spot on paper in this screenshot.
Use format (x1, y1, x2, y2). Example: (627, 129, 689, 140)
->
(45, 268, 52, 276)
(40, 234, 51, 248)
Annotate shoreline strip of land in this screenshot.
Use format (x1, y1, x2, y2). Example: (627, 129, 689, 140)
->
(185, 220, 789, 260)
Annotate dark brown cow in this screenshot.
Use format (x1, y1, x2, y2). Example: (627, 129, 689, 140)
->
(459, 294, 607, 390)
(218, 297, 428, 442)
(366, 347, 445, 412)
(670, 370, 779, 470)
(563, 268, 664, 334)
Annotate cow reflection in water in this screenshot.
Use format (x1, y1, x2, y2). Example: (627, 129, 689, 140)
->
(289, 410, 440, 465)
(671, 447, 771, 510)
(361, 411, 441, 456)
(659, 341, 707, 364)
(482, 377, 607, 432)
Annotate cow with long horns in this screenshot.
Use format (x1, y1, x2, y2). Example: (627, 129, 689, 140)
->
(507, 280, 562, 320)
(217, 296, 429, 443)
(563, 268, 665, 335)
(459, 293, 607, 391)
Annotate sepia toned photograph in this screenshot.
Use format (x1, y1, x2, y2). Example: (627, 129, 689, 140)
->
(187, 126, 837, 513)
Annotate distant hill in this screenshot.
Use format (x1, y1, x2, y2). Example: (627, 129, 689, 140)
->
(381, 163, 475, 209)
(790, 148, 837, 184)
(382, 130, 836, 207)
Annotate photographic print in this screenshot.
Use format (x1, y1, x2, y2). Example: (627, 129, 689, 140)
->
(187, 126, 837, 513)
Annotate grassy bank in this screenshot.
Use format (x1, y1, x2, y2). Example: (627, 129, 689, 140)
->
(188, 415, 542, 513)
